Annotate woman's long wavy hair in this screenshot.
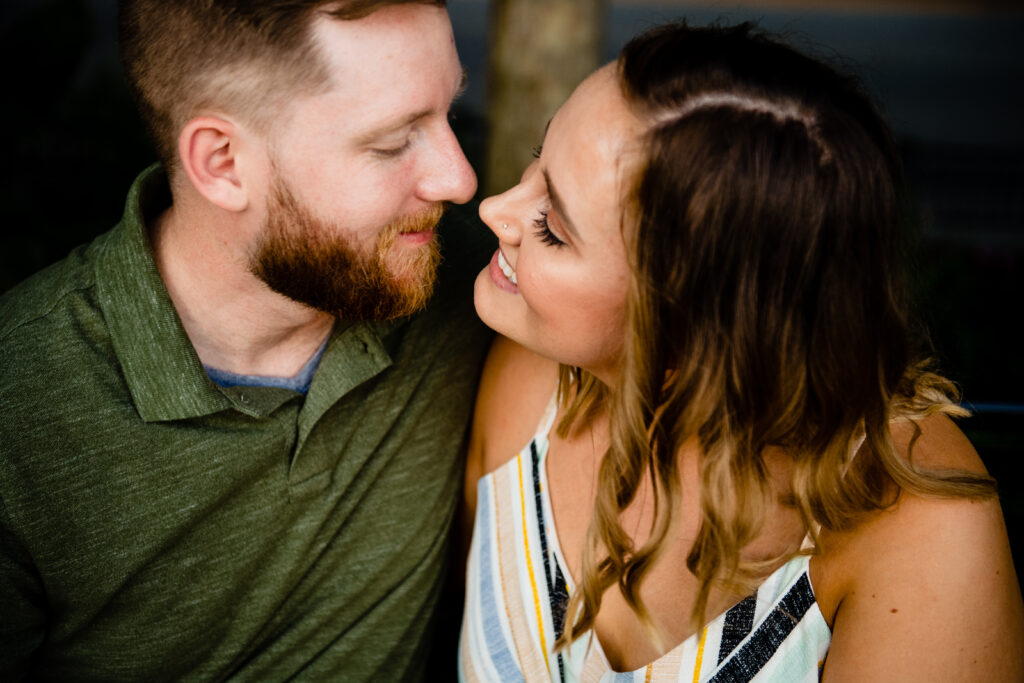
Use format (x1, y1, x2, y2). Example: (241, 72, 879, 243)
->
(554, 22, 997, 649)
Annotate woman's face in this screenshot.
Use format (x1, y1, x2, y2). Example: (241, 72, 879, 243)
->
(473, 64, 643, 383)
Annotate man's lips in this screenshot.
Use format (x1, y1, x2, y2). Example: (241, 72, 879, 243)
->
(397, 229, 434, 246)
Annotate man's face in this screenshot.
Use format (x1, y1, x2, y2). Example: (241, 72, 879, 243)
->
(250, 3, 476, 320)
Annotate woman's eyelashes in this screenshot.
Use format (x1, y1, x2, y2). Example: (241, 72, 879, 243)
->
(533, 209, 565, 247)
(528, 144, 562, 246)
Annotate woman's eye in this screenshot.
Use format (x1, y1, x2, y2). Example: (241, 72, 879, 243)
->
(533, 209, 564, 247)
(531, 144, 543, 159)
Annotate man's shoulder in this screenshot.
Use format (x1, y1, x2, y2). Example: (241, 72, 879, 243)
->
(0, 231, 118, 402)
(0, 233, 110, 344)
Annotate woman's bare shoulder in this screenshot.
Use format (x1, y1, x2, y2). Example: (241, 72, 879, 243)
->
(891, 411, 986, 471)
(466, 335, 559, 482)
(816, 414, 1024, 681)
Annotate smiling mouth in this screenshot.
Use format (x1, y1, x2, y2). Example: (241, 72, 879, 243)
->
(497, 249, 517, 285)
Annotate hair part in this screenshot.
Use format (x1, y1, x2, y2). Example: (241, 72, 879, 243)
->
(117, 0, 446, 177)
(554, 21, 996, 652)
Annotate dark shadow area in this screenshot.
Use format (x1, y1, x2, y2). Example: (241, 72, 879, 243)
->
(0, 0, 155, 294)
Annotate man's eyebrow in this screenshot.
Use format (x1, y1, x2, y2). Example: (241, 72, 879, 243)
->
(542, 167, 581, 243)
(353, 109, 430, 147)
(353, 66, 468, 147)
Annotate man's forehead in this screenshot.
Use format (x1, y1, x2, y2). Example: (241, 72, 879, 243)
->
(311, 4, 451, 57)
(277, 4, 461, 143)
(310, 5, 455, 88)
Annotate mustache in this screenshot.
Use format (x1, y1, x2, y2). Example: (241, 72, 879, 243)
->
(375, 202, 448, 257)
(390, 202, 448, 236)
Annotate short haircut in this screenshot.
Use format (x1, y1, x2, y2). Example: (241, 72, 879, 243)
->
(117, 0, 446, 175)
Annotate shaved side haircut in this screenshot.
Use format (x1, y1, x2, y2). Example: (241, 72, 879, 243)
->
(117, 0, 446, 175)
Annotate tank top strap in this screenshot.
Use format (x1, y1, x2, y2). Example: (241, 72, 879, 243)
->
(534, 388, 560, 441)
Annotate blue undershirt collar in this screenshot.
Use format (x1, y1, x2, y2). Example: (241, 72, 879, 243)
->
(204, 335, 331, 395)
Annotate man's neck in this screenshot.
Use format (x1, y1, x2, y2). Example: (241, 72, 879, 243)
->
(152, 202, 335, 378)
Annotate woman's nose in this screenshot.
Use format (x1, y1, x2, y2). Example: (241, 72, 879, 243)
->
(479, 191, 521, 244)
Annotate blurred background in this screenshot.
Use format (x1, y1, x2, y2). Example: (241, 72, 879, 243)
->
(1, 0, 1021, 573)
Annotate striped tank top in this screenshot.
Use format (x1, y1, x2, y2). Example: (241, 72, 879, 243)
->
(459, 399, 832, 682)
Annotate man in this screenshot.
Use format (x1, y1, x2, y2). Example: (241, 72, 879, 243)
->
(0, 1, 492, 679)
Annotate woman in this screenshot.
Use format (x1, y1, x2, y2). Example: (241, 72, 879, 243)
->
(459, 22, 1023, 682)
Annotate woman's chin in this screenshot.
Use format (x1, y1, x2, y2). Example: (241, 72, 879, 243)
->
(473, 270, 526, 347)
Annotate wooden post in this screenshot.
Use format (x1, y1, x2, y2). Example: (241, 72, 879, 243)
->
(485, 0, 607, 196)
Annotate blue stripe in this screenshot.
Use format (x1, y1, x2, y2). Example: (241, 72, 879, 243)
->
(477, 481, 527, 682)
(614, 671, 636, 682)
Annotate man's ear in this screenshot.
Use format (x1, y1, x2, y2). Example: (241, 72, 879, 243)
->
(177, 115, 252, 212)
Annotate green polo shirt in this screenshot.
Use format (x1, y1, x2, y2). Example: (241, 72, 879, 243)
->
(0, 166, 493, 681)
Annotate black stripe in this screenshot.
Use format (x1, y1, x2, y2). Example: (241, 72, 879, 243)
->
(552, 558, 570, 683)
(530, 441, 556, 597)
(707, 573, 816, 682)
(530, 441, 566, 682)
(552, 560, 569, 638)
(717, 595, 757, 664)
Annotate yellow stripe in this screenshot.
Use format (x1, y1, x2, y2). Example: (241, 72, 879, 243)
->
(518, 453, 551, 674)
(644, 662, 654, 682)
(692, 626, 709, 683)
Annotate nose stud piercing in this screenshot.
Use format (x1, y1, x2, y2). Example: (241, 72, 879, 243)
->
(503, 224, 508, 229)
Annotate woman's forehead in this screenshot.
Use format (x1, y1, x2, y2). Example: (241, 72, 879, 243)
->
(546, 65, 645, 237)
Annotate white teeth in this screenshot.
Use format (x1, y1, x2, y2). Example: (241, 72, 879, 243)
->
(497, 250, 517, 285)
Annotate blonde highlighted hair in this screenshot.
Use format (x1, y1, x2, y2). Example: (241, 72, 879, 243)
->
(554, 22, 996, 649)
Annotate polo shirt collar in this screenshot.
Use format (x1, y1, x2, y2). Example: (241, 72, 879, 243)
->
(95, 165, 231, 422)
(94, 165, 404, 424)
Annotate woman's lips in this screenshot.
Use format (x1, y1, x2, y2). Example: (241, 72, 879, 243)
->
(488, 249, 518, 293)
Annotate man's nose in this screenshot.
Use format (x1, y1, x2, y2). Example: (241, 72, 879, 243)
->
(417, 125, 477, 205)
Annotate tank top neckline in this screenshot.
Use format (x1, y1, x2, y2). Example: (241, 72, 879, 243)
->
(488, 401, 824, 677)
